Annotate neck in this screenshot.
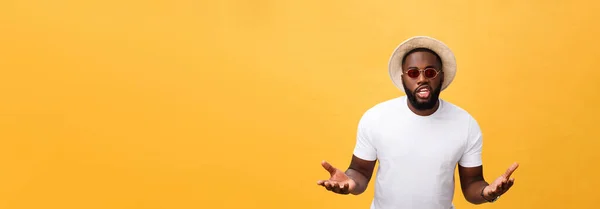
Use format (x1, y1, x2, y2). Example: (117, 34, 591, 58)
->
(406, 99, 440, 116)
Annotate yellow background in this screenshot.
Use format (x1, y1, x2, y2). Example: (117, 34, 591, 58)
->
(1, 0, 599, 208)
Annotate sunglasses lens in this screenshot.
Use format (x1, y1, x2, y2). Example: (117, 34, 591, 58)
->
(406, 69, 420, 78)
(424, 69, 437, 78)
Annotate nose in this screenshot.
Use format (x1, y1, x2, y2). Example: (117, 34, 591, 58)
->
(416, 71, 428, 85)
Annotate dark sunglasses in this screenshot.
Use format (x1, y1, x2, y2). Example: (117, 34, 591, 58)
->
(403, 68, 441, 79)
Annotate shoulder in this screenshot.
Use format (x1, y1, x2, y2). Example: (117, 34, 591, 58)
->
(439, 99, 477, 122)
(440, 99, 481, 133)
(357, 96, 404, 124)
(362, 96, 404, 116)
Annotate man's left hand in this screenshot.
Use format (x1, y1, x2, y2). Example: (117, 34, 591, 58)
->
(483, 162, 519, 200)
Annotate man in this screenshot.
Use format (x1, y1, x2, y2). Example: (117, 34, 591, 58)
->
(317, 36, 519, 209)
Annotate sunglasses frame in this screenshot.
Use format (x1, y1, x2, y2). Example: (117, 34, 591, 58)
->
(402, 67, 442, 79)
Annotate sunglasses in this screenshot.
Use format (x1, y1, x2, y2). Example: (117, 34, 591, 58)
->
(403, 68, 441, 79)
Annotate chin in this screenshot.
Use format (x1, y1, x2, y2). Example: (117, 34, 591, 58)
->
(413, 100, 437, 110)
(416, 97, 431, 103)
(408, 93, 439, 110)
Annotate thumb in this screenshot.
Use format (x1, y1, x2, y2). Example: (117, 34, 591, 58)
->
(321, 160, 337, 175)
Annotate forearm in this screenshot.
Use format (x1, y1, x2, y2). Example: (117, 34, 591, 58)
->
(463, 179, 490, 204)
(345, 168, 370, 195)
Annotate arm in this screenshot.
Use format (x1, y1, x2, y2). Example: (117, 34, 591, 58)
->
(459, 163, 519, 204)
(458, 163, 519, 204)
(458, 116, 518, 204)
(458, 165, 491, 204)
(345, 155, 376, 195)
(317, 109, 377, 195)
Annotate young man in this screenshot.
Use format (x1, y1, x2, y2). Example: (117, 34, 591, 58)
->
(317, 36, 518, 209)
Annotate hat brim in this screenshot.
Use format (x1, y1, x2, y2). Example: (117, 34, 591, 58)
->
(388, 36, 457, 93)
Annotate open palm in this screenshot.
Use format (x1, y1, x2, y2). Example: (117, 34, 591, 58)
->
(483, 162, 519, 200)
(317, 161, 356, 194)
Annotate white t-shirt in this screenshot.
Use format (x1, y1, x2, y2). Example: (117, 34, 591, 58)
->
(353, 96, 483, 209)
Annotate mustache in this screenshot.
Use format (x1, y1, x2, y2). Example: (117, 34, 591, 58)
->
(413, 85, 432, 93)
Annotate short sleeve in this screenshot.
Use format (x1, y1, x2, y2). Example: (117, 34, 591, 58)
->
(458, 116, 483, 167)
(352, 112, 377, 161)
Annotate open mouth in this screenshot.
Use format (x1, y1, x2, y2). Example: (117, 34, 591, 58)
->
(415, 86, 431, 99)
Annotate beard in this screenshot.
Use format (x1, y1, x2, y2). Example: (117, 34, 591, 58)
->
(403, 82, 442, 111)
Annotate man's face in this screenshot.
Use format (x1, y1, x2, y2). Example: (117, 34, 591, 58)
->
(401, 50, 444, 110)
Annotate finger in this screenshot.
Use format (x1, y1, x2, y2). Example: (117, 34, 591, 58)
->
(492, 184, 502, 196)
(321, 160, 337, 175)
(501, 179, 510, 191)
(507, 178, 515, 189)
(340, 182, 349, 194)
(503, 162, 519, 178)
(501, 176, 510, 189)
(332, 182, 342, 193)
(317, 180, 325, 186)
(324, 181, 333, 191)
(500, 178, 515, 194)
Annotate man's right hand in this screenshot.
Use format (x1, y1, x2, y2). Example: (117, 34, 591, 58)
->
(317, 160, 357, 194)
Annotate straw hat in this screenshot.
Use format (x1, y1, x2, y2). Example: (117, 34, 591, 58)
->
(388, 36, 457, 93)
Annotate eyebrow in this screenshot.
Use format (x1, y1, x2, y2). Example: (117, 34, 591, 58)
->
(407, 65, 439, 69)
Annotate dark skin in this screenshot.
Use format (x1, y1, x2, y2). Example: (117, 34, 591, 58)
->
(317, 51, 519, 204)
(402, 49, 443, 116)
